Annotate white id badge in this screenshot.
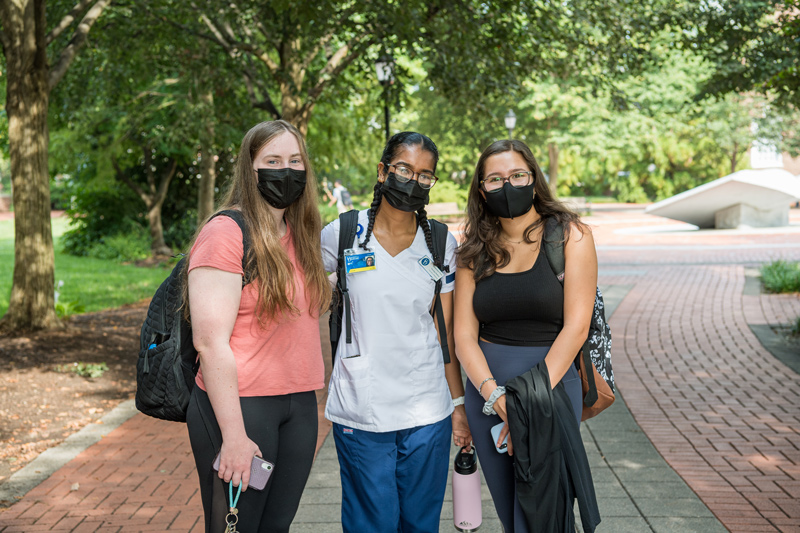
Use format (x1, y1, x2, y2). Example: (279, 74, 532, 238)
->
(344, 248, 376, 273)
(418, 255, 444, 281)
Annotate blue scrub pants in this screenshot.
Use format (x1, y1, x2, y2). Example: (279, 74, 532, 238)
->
(332, 417, 452, 533)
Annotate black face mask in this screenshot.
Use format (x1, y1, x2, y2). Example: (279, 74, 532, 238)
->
(256, 168, 307, 209)
(380, 172, 430, 212)
(483, 182, 535, 219)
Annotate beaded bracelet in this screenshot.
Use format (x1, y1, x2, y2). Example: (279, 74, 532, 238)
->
(482, 386, 506, 416)
(477, 377, 496, 397)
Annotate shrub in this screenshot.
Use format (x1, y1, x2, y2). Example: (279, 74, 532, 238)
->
(65, 218, 152, 262)
(760, 260, 800, 294)
(61, 187, 144, 257)
(88, 225, 152, 262)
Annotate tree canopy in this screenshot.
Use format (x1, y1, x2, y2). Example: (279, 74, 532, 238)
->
(2, 0, 800, 331)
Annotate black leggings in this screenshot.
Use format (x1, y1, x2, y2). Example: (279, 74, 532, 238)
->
(186, 387, 318, 533)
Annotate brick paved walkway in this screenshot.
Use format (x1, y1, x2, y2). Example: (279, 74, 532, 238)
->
(595, 209, 800, 533)
(0, 207, 798, 532)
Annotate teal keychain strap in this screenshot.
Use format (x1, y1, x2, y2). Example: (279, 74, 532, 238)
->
(229, 481, 241, 509)
(225, 481, 242, 532)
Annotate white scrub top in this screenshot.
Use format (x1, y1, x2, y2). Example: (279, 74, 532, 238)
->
(321, 209, 458, 432)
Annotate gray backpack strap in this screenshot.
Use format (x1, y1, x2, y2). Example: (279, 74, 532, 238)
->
(429, 219, 451, 364)
(541, 216, 600, 406)
(543, 216, 565, 286)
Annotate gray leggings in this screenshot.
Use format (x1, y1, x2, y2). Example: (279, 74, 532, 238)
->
(186, 387, 318, 533)
(465, 341, 582, 533)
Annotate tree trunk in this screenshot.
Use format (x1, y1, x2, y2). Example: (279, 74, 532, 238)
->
(278, 44, 313, 135)
(280, 87, 312, 135)
(0, 0, 61, 331)
(197, 90, 216, 224)
(730, 141, 738, 175)
(147, 201, 171, 256)
(548, 142, 559, 195)
(112, 154, 176, 257)
(197, 148, 216, 224)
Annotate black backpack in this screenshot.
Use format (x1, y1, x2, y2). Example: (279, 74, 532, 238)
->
(340, 188, 353, 208)
(136, 210, 251, 422)
(328, 210, 451, 364)
(542, 217, 615, 403)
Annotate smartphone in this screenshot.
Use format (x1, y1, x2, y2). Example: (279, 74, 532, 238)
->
(212, 452, 274, 491)
(491, 422, 509, 453)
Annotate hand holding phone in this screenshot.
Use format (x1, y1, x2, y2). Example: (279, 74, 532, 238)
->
(213, 452, 274, 491)
(491, 422, 508, 453)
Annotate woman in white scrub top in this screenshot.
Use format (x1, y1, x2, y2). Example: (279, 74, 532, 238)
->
(321, 132, 471, 533)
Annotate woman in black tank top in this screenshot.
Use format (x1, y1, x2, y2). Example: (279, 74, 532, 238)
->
(454, 140, 599, 532)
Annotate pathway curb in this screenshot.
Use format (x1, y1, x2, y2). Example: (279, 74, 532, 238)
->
(0, 400, 138, 505)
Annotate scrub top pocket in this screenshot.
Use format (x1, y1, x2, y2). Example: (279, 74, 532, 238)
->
(328, 373, 372, 427)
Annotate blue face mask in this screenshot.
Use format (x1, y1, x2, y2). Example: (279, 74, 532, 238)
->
(256, 168, 306, 209)
(483, 182, 535, 219)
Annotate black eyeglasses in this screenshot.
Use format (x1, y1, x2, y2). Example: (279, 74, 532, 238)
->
(389, 164, 439, 189)
(480, 171, 534, 193)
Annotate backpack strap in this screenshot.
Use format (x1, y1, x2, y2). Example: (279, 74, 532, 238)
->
(543, 216, 565, 287)
(212, 209, 252, 287)
(542, 216, 598, 407)
(429, 219, 451, 364)
(330, 210, 360, 352)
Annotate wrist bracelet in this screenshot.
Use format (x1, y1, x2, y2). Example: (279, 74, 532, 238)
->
(477, 377, 496, 397)
(452, 396, 465, 407)
(482, 386, 506, 416)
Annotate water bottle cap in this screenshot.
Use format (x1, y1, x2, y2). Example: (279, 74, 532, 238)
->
(454, 447, 478, 475)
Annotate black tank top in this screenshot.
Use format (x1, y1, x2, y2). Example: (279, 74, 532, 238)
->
(472, 243, 564, 346)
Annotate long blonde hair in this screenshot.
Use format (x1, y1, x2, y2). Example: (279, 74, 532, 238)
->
(183, 120, 331, 322)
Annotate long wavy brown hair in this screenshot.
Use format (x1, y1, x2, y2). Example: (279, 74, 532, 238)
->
(458, 139, 587, 282)
(182, 120, 331, 323)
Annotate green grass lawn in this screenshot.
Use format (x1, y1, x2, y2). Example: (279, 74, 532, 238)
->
(0, 217, 171, 316)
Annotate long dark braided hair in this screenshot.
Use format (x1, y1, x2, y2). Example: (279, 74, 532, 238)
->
(359, 132, 444, 272)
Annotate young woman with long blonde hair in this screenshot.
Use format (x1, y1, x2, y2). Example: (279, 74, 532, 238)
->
(183, 120, 331, 533)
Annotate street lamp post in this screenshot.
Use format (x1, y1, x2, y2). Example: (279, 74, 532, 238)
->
(375, 54, 395, 142)
(504, 109, 517, 139)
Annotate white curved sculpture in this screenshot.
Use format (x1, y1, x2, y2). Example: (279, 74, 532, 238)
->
(645, 169, 800, 229)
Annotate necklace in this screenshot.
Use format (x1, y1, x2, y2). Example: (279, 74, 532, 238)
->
(502, 227, 543, 245)
(501, 235, 524, 245)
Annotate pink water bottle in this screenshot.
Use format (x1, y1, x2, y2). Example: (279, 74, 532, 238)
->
(452, 446, 482, 532)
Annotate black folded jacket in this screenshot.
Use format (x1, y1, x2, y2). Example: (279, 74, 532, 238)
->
(506, 360, 601, 533)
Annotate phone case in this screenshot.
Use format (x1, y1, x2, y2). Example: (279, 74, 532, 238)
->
(212, 453, 274, 491)
(490, 422, 508, 453)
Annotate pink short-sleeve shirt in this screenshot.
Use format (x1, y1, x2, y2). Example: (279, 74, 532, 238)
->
(188, 215, 324, 396)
